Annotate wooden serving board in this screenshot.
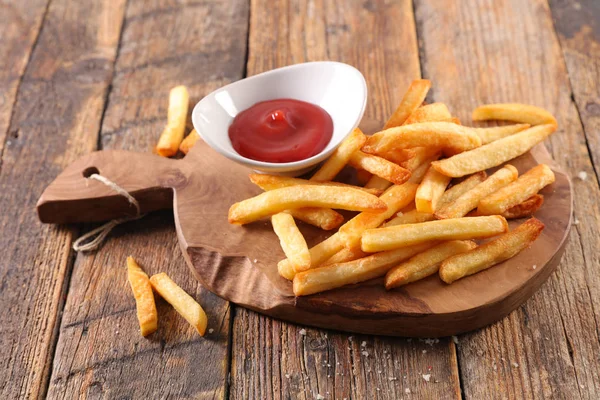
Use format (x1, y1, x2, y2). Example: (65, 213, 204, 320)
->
(37, 120, 572, 337)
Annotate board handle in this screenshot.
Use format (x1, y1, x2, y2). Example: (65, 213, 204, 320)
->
(37, 150, 187, 224)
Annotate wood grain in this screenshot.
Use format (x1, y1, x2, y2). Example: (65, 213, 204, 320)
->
(45, 0, 249, 398)
(414, 0, 600, 398)
(0, 0, 126, 398)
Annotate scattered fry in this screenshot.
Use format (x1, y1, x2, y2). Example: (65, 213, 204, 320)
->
(502, 194, 544, 219)
(364, 176, 392, 190)
(271, 213, 311, 272)
(439, 218, 545, 283)
(361, 215, 508, 252)
(156, 85, 189, 157)
(385, 240, 477, 289)
(472, 104, 557, 127)
(349, 151, 411, 185)
(415, 166, 452, 213)
(435, 165, 518, 219)
(311, 128, 366, 181)
(404, 103, 452, 125)
(384, 79, 431, 128)
(127, 257, 158, 337)
(472, 124, 531, 144)
(150, 272, 207, 336)
(179, 129, 199, 154)
(478, 164, 555, 215)
(431, 124, 556, 177)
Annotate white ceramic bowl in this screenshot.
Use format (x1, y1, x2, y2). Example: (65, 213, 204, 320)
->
(191, 61, 367, 176)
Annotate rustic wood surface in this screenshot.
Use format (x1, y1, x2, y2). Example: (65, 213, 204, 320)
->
(1, 0, 599, 399)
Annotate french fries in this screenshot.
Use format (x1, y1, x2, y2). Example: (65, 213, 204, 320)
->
(349, 151, 411, 185)
(439, 218, 545, 283)
(271, 213, 311, 271)
(404, 103, 452, 125)
(287, 208, 344, 231)
(149, 273, 208, 336)
(311, 128, 366, 181)
(361, 215, 508, 252)
(438, 172, 487, 206)
(502, 194, 544, 219)
(179, 129, 199, 154)
(472, 124, 531, 144)
(478, 164, 555, 215)
(415, 166, 452, 213)
(322, 247, 368, 267)
(127, 257, 158, 337)
(249, 173, 383, 195)
(293, 242, 435, 296)
(431, 124, 556, 177)
(472, 104, 557, 127)
(407, 156, 438, 184)
(363, 122, 482, 155)
(156, 85, 189, 157)
(364, 176, 393, 190)
(278, 234, 344, 279)
(435, 165, 518, 219)
(384, 79, 431, 128)
(385, 240, 477, 289)
(228, 185, 387, 225)
(356, 169, 373, 186)
(383, 209, 435, 227)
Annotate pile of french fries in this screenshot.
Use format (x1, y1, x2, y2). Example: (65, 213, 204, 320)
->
(228, 80, 557, 296)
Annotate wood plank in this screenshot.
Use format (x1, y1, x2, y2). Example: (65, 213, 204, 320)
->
(0, 0, 49, 162)
(414, 0, 600, 398)
(45, 0, 249, 398)
(0, 0, 126, 398)
(231, 0, 461, 398)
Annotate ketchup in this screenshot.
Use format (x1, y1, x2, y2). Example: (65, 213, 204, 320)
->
(228, 99, 333, 163)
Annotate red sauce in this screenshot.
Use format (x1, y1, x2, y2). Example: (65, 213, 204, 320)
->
(228, 99, 333, 163)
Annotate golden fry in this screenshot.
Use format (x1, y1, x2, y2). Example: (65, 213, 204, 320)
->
(385, 240, 477, 289)
(381, 149, 414, 165)
(404, 103, 452, 125)
(407, 155, 440, 184)
(383, 209, 435, 227)
(150, 272, 208, 336)
(271, 213, 311, 271)
(278, 234, 344, 280)
(365, 175, 393, 190)
(438, 172, 487, 207)
(287, 208, 344, 231)
(384, 79, 431, 128)
(322, 247, 368, 267)
(228, 185, 387, 225)
(249, 173, 383, 196)
(127, 257, 158, 337)
(472, 124, 531, 144)
(472, 104, 557, 127)
(415, 166, 452, 213)
(502, 194, 544, 219)
(431, 124, 556, 177)
(439, 218, 544, 283)
(435, 165, 518, 219)
(179, 129, 199, 154)
(311, 128, 366, 181)
(478, 164, 555, 215)
(363, 122, 482, 155)
(361, 215, 508, 252)
(349, 151, 411, 185)
(293, 243, 435, 296)
(156, 85, 189, 157)
(400, 147, 441, 171)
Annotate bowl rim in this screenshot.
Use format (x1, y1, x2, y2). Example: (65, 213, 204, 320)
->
(191, 61, 368, 170)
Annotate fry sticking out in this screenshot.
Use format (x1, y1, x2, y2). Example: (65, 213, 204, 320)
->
(156, 85, 190, 157)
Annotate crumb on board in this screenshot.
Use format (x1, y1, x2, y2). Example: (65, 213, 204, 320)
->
(573, 218, 580, 225)
(532, 265, 537, 270)
(362, 351, 369, 357)
(299, 329, 306, 336)
(253, 259, 257, 263)
(316, 394, 324, 400)
(422, 374, 431, 382)
(405, 388, 411, 394)
(512, 362, 519, 368)
(361, 341, 367, 347)
(452, 336, 459, 344)
(577, 171, 588, 180)
(208, 328, 214, 334)
(396, 211, 403, 217)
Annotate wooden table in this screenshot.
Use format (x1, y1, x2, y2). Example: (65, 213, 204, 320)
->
(1, 0, 599, 398)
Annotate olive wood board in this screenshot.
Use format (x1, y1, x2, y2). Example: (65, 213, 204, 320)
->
(37, 120, 572, 337)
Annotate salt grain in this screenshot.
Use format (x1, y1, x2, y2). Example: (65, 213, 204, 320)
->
(361, 341, 367, 347)
(389, 377, 398, 381)
(253, 259, 257, 263)
(573, 218, 580, 225)
(208, 328, 214, 334)
(422, 374, 431, 382)
(362, 351, 369, 357)
(422, 350, 427, 354)
(348, 336, 354, 342)
(452, 336, 459, 344)
(405, 388, 411, 394)
(299, 329, 307, 336)
(577, 171, 588, 180)
(512, 362, 519, 368)
(396, 211, 404, 217)
(285, 373, 290, 379)
(532, 265, 537, 270)
(316, 395, 325, 400)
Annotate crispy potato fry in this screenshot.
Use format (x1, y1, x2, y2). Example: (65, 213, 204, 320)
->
(478, 164, 555, 215)
(249, 173, 383, 196)
(438, 172, 487, 206)
(384, 79, 431, 128)
(439, 218, 545, 283)
(380, 149, 413, 165)
(385, 240, 477, 289)
(356, 169, 373, 186)
(364, 176, 393, 190)
(472, 124, 531, 144)
(349, 151, 411, 185)
(293, 242, 435, 296)
(278, 234, 344, 280)
(450, 117, 461, 125)
(156, 85, 189, 157)
(407, 156, 439, 184)
(149, 272, 207, 336)
(404, 103, 452, 125)
(383, 209, 435, 227)
(179, 129, 199, 154)
(311, 128, 366, 181)
(287, 208, 344, 231)
(400, 147, 441, 171)
(322, 247, 368, 267)
(472, 104, 557, 127)
(502, 194, 544, 219)
(228, 185, 387, 225)
(431, 124, 556, 177)
(361, 215, 508, 252)
(271, 213, 311, 271)
(435, 165, 518, 219)
(415, 166, 452, 213)
(363, 122, 482, 155)
(338, 183, 418, 249)
(127, 257, 158, 337)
